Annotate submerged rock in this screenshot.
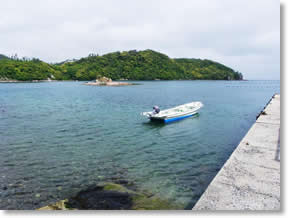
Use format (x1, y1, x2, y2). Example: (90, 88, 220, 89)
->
(38, 199, 71, 210)
(37, 182, 183, 210)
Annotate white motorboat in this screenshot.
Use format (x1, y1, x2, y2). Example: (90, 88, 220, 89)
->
(142, 102, 203, 123)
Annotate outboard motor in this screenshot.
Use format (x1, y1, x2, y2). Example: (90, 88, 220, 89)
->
(153, 106, 160, 114)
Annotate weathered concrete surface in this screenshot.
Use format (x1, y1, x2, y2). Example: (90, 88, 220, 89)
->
(193, 94, 280, 210)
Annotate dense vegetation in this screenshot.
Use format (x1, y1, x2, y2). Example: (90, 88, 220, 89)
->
(0, 54, 9, 60)
(0, 50, 243, 81)
(0, 58, 59, 81)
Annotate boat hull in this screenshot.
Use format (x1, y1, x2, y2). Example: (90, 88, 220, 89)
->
(150, 111, 199, 123)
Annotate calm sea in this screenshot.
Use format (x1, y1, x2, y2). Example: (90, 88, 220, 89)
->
(0, 80, 280, 209)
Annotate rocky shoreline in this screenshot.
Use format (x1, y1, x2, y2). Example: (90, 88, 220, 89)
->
(0, 79, 64, 83)
(84, 81, 136, 86)
(84, 76, 137, 86)
(0, 80, 48, 83)
(0, 79, 137, 85)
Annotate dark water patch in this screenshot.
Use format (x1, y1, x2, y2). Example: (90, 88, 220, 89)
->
(68, 185, 133, 210)
(38, 180, 183, 210)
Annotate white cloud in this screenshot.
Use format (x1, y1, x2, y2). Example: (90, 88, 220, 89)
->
(0, 0, 280, 79)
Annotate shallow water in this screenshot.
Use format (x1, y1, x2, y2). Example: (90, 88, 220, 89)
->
(0, 80, 280, 209)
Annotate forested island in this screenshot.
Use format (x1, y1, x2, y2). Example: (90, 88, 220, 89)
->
(0, 50, 243, 81)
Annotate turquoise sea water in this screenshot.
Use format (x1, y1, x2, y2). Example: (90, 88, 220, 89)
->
(0, 80, 280, 209)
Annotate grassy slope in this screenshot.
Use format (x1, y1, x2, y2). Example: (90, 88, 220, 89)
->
(0, 50, 243, 81)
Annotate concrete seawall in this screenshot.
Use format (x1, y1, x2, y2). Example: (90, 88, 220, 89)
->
(193, 94, 280, 210)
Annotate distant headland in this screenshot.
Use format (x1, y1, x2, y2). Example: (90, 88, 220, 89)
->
(0, 50, 243, 82)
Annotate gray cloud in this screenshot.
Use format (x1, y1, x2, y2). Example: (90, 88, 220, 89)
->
(0, 0, 280, 79)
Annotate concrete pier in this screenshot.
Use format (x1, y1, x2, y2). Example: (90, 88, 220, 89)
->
(193, 94, 280, 210)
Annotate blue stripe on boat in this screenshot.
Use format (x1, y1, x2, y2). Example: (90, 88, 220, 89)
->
(164, 112, 198, 123)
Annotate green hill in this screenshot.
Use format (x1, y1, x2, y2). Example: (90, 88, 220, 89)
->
(174, 58, 243, 80)
(0, 50, 243, 81)
(0, 57, 58, 81)
(0, 54, 9, 60)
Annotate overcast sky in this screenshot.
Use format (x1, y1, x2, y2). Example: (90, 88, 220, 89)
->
(1, 0, 280, 79)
